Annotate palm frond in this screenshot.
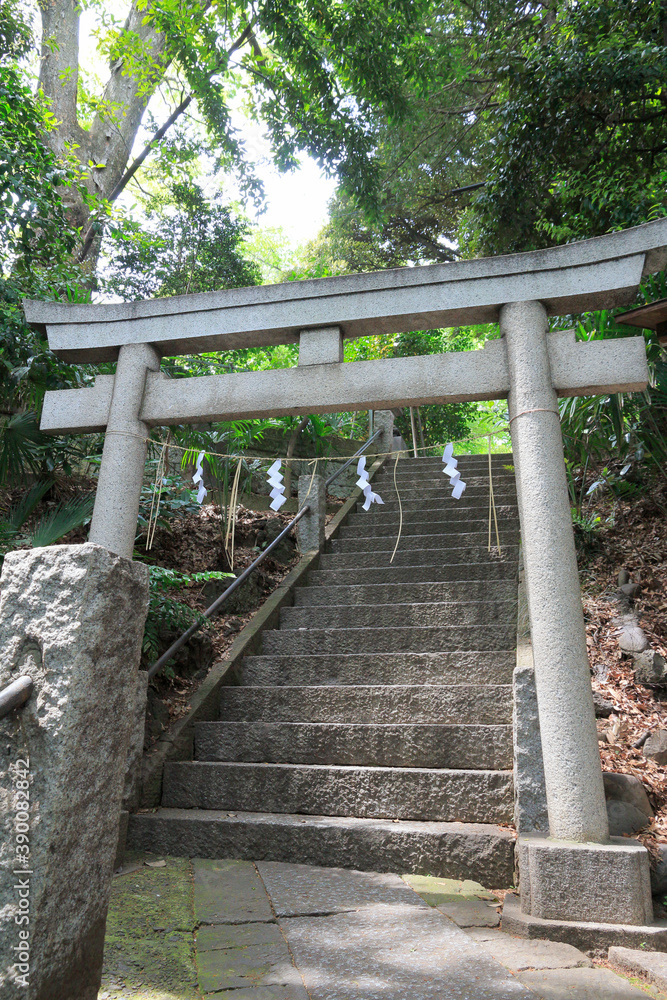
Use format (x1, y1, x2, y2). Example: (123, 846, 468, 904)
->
(29, 496, 94, 548)
(7, 479, 52, 531)
(0, 411, 45, 482)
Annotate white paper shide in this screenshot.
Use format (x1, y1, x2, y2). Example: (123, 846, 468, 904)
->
(442, 443, 466, 499)
(356, 456, 384, 511)
(267, 459, 287, 511)
(192, 451, 208, 504)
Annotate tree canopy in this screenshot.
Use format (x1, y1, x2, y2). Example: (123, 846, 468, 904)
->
(320, 0, 667, 263)
(103, 181, 260, 300)
(31, 0, 432, 258)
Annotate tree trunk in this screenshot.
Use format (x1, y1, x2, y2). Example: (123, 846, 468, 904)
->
(415, 406, 425, 451)
(38, 0, 169, 246)
(38, 0, 89, 228)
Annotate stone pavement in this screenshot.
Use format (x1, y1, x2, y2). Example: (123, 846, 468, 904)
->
(99, 854, 665, 999)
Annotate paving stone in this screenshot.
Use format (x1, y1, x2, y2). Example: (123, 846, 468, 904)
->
(196, 941, 302, 993)
(466, 928, 592, 971)
(280, 902, 535, 999)
(436, 897, 500, 928)
(101, 934, 199, 999)
(402, 873, 496, 905)
(609, 946, 667, 991)
(105, 854, 196, 940)
(257, 861, 425, 917)
(196, 922, 282, 952)
(194, 858, 274, 924)
(101, 852, 198, 1000)
(199, 989, 309, 1000)
(517, 967, 651, 999)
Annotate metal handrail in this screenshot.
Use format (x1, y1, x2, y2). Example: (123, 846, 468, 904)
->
(147, 427, 382, 680)
(0, 675, 33, 720)
(325, 428, 382, 488)
(147, 503, 310, 679)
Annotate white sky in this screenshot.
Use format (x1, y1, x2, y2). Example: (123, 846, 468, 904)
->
(246, 159, 337, 244)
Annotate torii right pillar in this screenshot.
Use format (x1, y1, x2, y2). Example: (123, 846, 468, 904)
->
(501, 301, 654, 931)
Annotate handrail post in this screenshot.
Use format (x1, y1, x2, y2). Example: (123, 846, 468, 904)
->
(296, 474, 326, 552)
(372, 409, 395, 456)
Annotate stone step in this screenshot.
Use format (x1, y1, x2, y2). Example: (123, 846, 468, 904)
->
(318, 546, 519, 569)
(218, 683, 512, 724)
(238, 650, 515, 687)
(376, 457, 514, 472)
(360, 493, 518, 511)
(294, 580, 517, 607)
(347, 505, 518, 525)
(358, 490, 519, 518)
(281, 599, 517, 630)
(339, 518, 518, 538)
(262, 622, 516, 655)
(371, 477, 515, 493)
(307, 562, 518, 587)
(373, 465, 516, 487)
(360, 497, 517, 514)
(262, 623, 516, 655)
(394, 454, 513, 467)
(195, 722, 513, 769)
(329, 531, 521, 554)
(126, 809, 516, 886)
(161, 761, 514, 823)
(376, 458, 513, 471)
(369, 477, 516, 489)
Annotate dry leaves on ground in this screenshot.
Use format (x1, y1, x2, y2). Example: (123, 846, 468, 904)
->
(580, 486, 667, 843)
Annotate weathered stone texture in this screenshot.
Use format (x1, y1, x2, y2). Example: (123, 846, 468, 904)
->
(518, 835, 653, 926)
(122, 669, 149, 813)
(513, 661, 548, 835)
(296, 473, 326, 553)
(128, 810, 516, 886)
(0, 544, 148, 1000)
(162, 760, 513, 823)
(609, 945, 667, 992)
(644, 729, 667, 764)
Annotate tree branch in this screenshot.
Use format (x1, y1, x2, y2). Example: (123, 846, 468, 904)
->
(79, 22, 256, 262)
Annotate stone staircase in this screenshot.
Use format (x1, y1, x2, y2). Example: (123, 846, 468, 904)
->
(129, 454, 522, 885)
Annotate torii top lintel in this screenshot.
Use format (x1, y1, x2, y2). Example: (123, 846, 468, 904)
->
(23, 218, 667, 363)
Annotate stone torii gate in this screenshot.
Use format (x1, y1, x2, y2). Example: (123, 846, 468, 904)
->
(22, 219, 667, 932)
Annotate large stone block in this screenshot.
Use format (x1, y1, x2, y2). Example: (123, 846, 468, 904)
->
(297, 326, 343, 366)
(518, 834, 653, 926)
(0, 544, 149, 999)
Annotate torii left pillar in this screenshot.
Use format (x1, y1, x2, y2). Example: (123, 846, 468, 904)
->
(89, 343, 161, 558)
